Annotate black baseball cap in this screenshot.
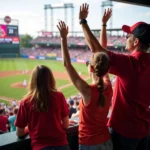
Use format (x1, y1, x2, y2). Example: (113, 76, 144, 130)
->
(122, 22, 150, 45)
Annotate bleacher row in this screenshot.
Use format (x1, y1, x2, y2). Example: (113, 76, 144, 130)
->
(21, 35, 127, 60)
(30, 35, 126, 46)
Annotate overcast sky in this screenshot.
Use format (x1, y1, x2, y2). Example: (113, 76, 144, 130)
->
(0, 0, 149, 37)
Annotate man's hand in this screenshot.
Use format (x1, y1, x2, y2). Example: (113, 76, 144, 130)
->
(79, 3, 89, 20)
(57, 21, 68, 38)
(102, 8, 112, 25)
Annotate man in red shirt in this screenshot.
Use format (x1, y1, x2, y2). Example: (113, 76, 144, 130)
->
(79, 3, 150, 150)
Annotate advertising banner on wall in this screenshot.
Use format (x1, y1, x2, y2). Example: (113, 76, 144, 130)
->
(46, 53, 57, 58)
(36, 56, 46, 60)
(28, 56, 36, 59)
(56, 57, 63, 61)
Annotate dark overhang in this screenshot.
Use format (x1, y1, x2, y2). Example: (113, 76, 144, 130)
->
(112, 0, 150, 7)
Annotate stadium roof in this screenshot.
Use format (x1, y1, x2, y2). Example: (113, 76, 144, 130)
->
(112, 0, 150, 7)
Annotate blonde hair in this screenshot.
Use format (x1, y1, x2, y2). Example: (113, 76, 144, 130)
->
(25, 65, 57, 112)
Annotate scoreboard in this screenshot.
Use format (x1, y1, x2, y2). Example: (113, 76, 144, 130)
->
(0, 24, 19, 44)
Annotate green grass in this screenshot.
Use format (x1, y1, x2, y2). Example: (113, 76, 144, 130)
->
(0, 75, 28, 99)
(60, 85, 79, 98)
(0, 58, 88, 99)
(0, 58, 114, 99)
(56, 79, 69, 87)
(0, 76, 69, 100)
(0, 59, 88, 75)
(0, 99, 10, 105)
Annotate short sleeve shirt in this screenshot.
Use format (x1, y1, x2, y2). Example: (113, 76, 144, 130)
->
(15, 91, 69, 150)
(107, 51, 150, 138)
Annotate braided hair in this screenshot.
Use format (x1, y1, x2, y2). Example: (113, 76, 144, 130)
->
(90, 52, 110, 107)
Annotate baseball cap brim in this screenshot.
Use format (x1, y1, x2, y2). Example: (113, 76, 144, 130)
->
(122, 25, 132, 34)
(122, 22, 147, 34)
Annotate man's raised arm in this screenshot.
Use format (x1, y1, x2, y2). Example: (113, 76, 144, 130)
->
(100, 8, 112, 48)
(79, 3, 108, 53)
(100, 8, 112, 82)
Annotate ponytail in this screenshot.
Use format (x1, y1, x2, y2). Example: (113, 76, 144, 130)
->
(97, 77, 105, 107)
(94, 62, 106, 107)
(91, 53, 109, 108)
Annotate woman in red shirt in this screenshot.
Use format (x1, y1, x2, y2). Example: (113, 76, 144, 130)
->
(57, 5, 113, 150)
(15, 65, 69, 150)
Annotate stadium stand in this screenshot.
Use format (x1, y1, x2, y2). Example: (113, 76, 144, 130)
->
(30, 35, 126, 46)
(20, 35, 126, 61)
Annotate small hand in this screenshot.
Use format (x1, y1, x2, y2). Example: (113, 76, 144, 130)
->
(69, 119, 78, 126)
(57, 21, 68, 38)
(102, 8, 112, 24)
(79, 3, 89, 20)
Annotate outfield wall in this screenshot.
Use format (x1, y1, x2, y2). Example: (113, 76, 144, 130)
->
(0, 44, 20, 58)
(20, 54, 87, 63)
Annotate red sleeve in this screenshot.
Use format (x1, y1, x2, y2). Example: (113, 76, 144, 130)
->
(107, 51, 133, 76)
(4, 116, 8, 124)
(60, 93, 69, 119)
(104, 80, 113, 95)
(14, 101, 28, 128)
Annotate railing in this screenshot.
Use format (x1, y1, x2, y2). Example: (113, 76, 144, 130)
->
(0, 121, 150, 150)
(0, 123, 78, 150)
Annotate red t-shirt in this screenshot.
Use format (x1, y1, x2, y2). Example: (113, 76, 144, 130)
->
(79, 81, 113, 145)
(0, 115, 8, 132)
(107, 51, 150, 138)
(15, 91, 69, 150)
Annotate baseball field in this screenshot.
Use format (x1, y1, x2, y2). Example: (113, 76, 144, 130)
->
(0, 58, 92, 104)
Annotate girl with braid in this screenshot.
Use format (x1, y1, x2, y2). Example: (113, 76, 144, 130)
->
(57, 8, 113, 150)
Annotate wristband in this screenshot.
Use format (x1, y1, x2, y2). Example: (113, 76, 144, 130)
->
(102, 24, 107, 26)
(80, 19, 87, 25)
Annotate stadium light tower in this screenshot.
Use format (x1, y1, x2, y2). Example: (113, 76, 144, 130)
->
(101, 0, 113, 29)
(44, 3, 74, 33)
